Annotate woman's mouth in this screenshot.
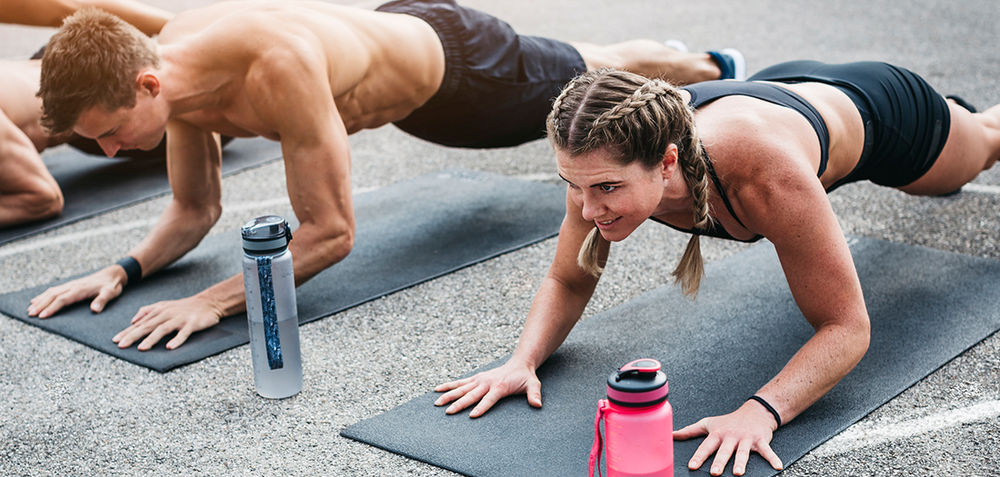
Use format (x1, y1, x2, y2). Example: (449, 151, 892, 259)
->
(595, 217, 620, 230)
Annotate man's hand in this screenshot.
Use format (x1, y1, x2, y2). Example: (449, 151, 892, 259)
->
(112, 295, 223, 351)
(673, 400, 783, 476)
(434, 360, 542, 418)
(28, 265, 127, 318)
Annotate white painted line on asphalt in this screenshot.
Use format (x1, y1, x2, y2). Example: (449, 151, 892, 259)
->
(962, 183, 1000, 195)
(813, 400, 1000, 457)
(0, 187, 376, 259)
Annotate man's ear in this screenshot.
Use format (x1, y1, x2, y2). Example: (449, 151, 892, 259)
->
(661, 143, 679, 180)
(136, 71, 160, 98)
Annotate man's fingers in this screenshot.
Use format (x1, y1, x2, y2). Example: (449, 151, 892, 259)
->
(37, 291, 77, 318)
(27, 290, 56, 316)
(434, 381, 475, 407)
(445, 384, 487, 415)
(137, 322, 175, 351)
(468, 387, 504, 418)
(434, 377, 472, 393)
(131, 306, 154, 324)
(525, 378, 542, 408)
(90, 286, 120, 313)
(115, 321, 155, 348)
(166, 326, 193, 350)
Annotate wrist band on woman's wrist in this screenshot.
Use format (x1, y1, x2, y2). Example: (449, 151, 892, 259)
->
(116, 256, 142, 287)
(748, 395, 782, 427)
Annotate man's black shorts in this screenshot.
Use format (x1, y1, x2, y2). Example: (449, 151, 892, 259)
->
(376, 0, 587, 148)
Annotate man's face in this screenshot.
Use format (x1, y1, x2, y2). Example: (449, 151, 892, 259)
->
(74, 92, 166, 157)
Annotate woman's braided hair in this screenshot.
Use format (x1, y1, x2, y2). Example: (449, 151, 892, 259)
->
(546, 69, 712, 296)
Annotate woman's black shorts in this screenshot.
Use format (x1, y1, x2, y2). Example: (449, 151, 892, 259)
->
(749, 60, 951, 189)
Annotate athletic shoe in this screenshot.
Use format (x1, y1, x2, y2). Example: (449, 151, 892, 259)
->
(707, 48, 747, 81)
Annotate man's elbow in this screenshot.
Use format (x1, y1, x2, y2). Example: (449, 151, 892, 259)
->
(176, 200, 222, 232)
(314, 223, 355, 266)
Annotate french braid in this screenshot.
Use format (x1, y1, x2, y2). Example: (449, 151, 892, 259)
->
(546, 69, 712, 295)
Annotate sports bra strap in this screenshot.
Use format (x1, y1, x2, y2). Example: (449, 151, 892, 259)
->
(702, 154, 750, 231)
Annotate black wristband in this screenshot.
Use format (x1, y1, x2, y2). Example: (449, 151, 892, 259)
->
(748, 395, 782, 428)
(116, 256, 142, 287)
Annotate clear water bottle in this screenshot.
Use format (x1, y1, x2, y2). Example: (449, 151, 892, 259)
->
(589, 358, 673, 477)
(241, 215, 302, 399)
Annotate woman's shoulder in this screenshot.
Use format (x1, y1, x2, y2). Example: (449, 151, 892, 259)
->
(697, 97, 823, 185)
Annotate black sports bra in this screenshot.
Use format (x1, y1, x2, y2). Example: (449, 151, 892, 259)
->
(652, 81, 830, 243)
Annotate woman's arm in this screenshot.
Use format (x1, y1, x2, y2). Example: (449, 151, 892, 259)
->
(434, 192, 606, 417)
(675, 127, 870, 476)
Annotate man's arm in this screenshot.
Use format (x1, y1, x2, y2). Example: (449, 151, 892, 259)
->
(113, 35, 356, 351)
(0, 109, 63, 226)
(28, 119, 222, 321)
(126, 120, 224, 274)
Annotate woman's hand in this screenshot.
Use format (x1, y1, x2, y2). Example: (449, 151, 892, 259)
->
(673, 399, 783, 476)
(433, 360, 542, 418)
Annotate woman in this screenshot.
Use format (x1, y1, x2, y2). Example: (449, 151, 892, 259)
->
(433, 61, 999, 476)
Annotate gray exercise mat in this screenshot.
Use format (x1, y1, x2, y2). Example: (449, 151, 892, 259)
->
(0, 169, 565, 372)
(0, 137, 283, 245)
(341, 237, 1000, 476)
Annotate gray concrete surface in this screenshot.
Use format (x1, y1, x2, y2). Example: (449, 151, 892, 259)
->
(1, 0, 997, 475)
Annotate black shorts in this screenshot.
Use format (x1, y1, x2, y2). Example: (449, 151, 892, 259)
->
(749, 60, 951, 189)
(376, 0, 587, 148)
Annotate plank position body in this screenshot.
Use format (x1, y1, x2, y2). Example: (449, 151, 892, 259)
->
(0, 0, 172, 226)
(434, 63, 1000, 475)
(27, 0, 740, 350)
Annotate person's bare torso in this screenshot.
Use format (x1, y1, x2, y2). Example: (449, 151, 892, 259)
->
(157, 1, 444, 138)
(0, 60, 52, 150)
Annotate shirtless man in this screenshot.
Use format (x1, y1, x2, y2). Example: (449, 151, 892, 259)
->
(28, 0, 745, 351)
(0, 0, 172, 226)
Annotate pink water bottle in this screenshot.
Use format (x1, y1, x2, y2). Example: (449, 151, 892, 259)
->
(589, 358, 673, 477)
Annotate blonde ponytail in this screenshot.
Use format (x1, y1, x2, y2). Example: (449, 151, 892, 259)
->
(577, 226, 605, 277)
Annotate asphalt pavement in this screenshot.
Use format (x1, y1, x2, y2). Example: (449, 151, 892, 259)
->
(1, 1, 997, 475)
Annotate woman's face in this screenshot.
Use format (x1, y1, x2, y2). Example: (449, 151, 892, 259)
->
(556, 147, 667, 242)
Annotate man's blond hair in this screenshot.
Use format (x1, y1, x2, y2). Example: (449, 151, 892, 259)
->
(38, 7, 160, 134)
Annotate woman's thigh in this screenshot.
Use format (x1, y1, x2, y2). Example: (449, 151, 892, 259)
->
(898, 102, 999, 195)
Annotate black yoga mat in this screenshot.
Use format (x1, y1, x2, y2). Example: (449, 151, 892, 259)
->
(341, 237, 1000, 476)
(0, 169, 565, 372)
(0, 137, 283, 245)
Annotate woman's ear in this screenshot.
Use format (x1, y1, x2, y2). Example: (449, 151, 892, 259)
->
(661, 143, 679, 180)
